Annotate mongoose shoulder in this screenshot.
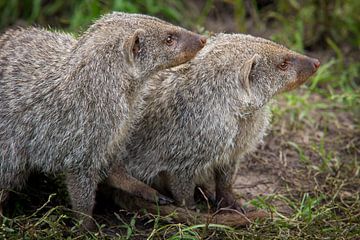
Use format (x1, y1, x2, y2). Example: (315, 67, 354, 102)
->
(0, 12, 206, 229)
(122, 33, 320, 209)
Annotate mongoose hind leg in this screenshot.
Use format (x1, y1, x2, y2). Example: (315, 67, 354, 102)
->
(65, 171, 98, 231)
(107, 165, 173, 205)
(0, 168, 30, 217)
(0, 189, 9, 217)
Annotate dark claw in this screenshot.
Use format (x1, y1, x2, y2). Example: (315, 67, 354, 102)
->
(157, 194, 174, 205)
(229, 201, 247, 214)
(217, 198, 247, 214)
(236, 205, 247, 214)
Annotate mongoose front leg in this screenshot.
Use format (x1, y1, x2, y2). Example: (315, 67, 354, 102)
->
(107, 164, 173, 205)
(65, 171, 98, 231)
(214, 164, 244, 212)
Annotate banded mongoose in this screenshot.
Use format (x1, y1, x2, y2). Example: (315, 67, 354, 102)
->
(0, 12, 206, 229)
(121, 33, 320, 209)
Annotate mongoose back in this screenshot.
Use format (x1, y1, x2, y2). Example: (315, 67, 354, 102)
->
(122, 33, 320, 208)
(0, 12, 206, 229)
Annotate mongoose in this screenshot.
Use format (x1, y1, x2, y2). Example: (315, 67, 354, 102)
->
(121, 33, 320, 209)
(0, 12, 206, 229)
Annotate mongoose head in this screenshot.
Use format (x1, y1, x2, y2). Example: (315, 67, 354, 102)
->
(76, 12, 206, 79)
(192, 33, 320, 108)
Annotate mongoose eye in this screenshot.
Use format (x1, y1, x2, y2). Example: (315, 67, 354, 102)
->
(166, 35, 175, 46)
(278, 61, 289, 71)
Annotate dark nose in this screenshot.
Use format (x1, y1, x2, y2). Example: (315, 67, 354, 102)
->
(312, 58, 320, 70)
(199, 36, 207, 47)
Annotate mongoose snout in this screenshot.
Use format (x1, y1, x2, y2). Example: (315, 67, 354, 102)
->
(181, 32, 207, 49)
(159, 31, 207, 69)
(154, 29, 207, 69)
(310, 58, 321, 71)
(191, 34, 207, 50)
(294, 55, 320, 74)
(280, 55, 320, 92)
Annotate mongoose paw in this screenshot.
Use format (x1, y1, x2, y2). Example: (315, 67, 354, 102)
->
(233, 203, 247, 214)
(217, 197, 246, 214)
(157, 194, 174, 205)
(229, 199, 246, 214)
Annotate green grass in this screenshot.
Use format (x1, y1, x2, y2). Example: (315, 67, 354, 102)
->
(1, 0, 359, 239)
(0, 0, 188, 32)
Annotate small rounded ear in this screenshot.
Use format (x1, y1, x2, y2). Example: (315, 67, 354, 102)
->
(239, 54, 261, 95)
(123, 28, 146, 65)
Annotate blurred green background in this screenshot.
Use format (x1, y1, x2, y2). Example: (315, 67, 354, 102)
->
(1, 0, 358, 109)
(0, 0, 359, 108)
(1, 0, 359, 52)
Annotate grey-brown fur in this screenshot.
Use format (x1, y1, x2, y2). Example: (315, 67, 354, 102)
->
(122, 33, 320, 208)
(0, 12, 206, 229)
